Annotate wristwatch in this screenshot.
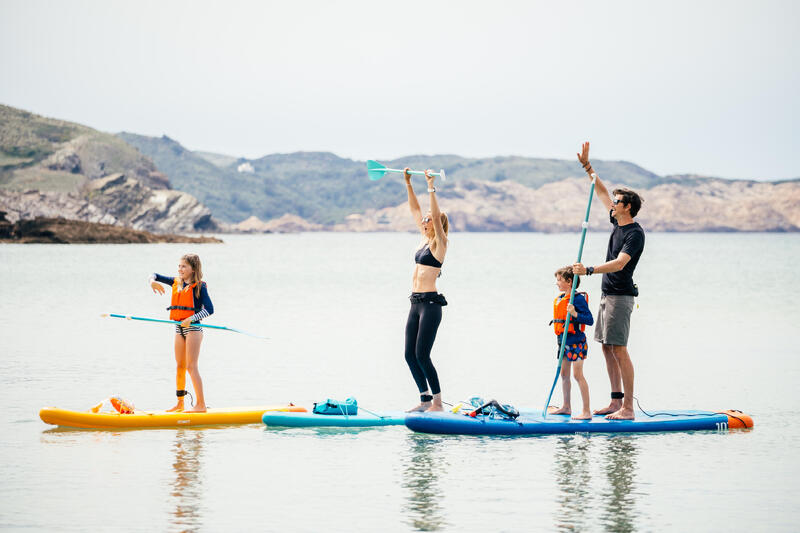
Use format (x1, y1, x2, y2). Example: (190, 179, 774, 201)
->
(587, 266, 594, 276)
(428, 187, 436, 193)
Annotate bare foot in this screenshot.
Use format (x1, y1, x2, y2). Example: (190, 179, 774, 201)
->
(425, 403, 444, 412)
(548, 406, 571, 415)
(606, 407, 634, 420)
(572, 412, 592, 420)
(406, 402, 431, 413)
(593, 400, 622, 415)
(166, 403, 184, 412)
(184, 405, 207, 413)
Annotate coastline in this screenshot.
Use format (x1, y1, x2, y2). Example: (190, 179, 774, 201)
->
(0, 216, 222, 244)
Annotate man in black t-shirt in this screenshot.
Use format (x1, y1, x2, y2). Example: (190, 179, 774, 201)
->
(573, 142, 645, 420)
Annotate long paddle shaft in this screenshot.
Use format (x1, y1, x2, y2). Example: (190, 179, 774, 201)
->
(541, 175, 596, 418)
(101, 313, 268, 340)
(367, 160, 446, 182)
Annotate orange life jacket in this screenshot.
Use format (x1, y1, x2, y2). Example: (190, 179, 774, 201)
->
(110, 396, 135, 414)
(552, 292, 588, 336)
(168, 279, 199, 321)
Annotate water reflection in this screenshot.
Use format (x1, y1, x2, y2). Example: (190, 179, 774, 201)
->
(552, 435, 594, 532)
(551, 434, 640, 532)
(600, 435, 639, 533)
(402, 434, 448, 532)
(169, 429, 204, 532)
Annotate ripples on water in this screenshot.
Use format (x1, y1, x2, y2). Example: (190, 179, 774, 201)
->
(1, 233, 797, 531)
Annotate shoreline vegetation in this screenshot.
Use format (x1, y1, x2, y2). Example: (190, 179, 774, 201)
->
(2, 104, 799, 237)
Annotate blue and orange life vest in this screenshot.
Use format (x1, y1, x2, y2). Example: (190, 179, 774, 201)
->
(167, 279, 200, 321)
(552, 292, 589, 336)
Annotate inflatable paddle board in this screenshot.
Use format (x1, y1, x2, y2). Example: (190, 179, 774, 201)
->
(405, 409, 753, 436)
(40, 404, 306, 429)
(263, 410, 406, 428)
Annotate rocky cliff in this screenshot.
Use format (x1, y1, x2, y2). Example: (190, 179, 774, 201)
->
(346, 177, 800, 233)
(0, 105, 219, 233)
(239, 177, 800, 233)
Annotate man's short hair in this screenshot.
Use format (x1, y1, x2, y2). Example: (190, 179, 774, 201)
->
(613, 188, 644, 217)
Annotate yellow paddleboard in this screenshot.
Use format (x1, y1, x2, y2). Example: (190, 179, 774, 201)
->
(40, 404, 306, 429)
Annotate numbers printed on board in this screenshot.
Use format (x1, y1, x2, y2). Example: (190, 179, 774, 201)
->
(715, 422, 728, 431)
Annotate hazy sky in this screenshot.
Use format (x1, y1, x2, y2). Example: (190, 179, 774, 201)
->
(1, 1, 797, 179)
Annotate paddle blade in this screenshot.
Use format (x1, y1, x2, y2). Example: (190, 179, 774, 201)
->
(367, 160, 388, 181)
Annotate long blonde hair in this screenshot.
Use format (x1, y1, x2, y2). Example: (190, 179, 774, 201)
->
(439, 212, 449, 236)
(181, 253, 203, 297)
(427, 212, 449, 252)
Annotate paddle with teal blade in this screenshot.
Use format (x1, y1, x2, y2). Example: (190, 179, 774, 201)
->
(541, 173, 596, 418)
(101, 313, 269, 340)
(367, 160, 446, 182)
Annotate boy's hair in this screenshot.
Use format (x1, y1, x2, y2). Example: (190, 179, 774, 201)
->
(612, 188, 644, 217)
(554, 265, 580, 289)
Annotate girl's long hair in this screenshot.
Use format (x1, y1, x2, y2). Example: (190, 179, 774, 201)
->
(181, 254, 203, 297)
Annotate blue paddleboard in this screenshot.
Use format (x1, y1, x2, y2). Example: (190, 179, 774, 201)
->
(405, 410, 737, 435)
(263, 410, 406, 428)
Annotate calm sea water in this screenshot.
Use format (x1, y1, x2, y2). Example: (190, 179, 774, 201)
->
(1, 232, 798, 532)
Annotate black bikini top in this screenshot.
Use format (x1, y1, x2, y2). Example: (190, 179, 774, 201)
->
(415, 244, 443, 268)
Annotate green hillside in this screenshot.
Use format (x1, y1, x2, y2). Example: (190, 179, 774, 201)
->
(119, 133, 667, 224)
(119, 134, 403, 224)
(1, 105, 165, 192)
(0, 105, 86, 167)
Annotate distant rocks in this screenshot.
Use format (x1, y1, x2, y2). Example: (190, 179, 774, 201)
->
(641, 179, 800, 231)
(85, 173, 217, 233)
(43, 147, 82, 173)
(236, 176, 800, 233)
(0, 211, 221, 244)
(232, 214, 323, 233)
(0, 173, 218, 234)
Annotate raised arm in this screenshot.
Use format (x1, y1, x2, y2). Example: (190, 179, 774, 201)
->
(405, 167, 424, 234)
(425, 170, 447, 250)
(577, 142, 613, 212)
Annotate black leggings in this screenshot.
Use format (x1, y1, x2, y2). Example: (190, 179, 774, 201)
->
(404, 292, 443, 395)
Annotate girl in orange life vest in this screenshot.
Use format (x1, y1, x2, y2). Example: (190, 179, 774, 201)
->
(149, 254, 214, 413)
(549, 266, 594, 420)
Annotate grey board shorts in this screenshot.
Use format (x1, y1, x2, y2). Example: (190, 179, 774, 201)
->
(594, 294, 635, 346)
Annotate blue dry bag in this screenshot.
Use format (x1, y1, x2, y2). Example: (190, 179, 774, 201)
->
(312, 397, 358, 416)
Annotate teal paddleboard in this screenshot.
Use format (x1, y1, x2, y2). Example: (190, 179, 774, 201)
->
(263, 410, 406, 428)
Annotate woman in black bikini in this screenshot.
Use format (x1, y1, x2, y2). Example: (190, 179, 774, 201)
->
(404, 167, 449, 412)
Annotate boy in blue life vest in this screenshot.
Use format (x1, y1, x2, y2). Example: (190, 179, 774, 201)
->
(549, 266, 594, 419)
